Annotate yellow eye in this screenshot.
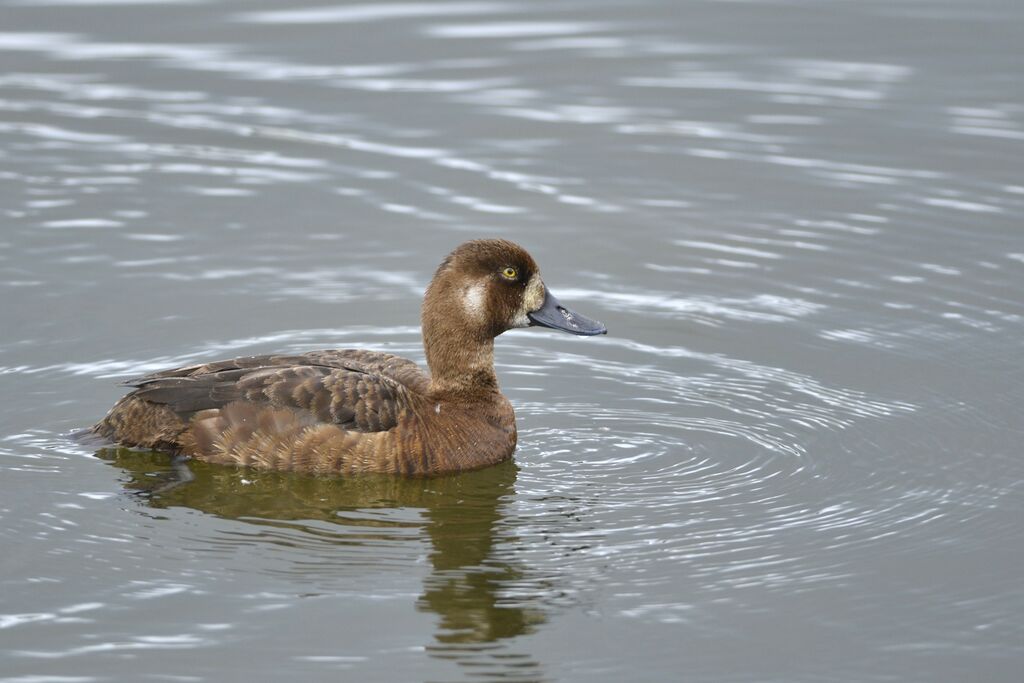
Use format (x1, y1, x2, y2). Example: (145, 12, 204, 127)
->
(501, 267, 518, 280)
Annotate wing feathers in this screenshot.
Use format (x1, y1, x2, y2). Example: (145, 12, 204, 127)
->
(126, 351, 426, 434)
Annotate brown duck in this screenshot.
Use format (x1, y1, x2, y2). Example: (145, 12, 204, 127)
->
(93, 239, 606, 476)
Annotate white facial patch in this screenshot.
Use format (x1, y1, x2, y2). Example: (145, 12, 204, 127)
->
(525, 274, 545, 310)
(462, 281, 487, 321)
(511, 274, 545, 328)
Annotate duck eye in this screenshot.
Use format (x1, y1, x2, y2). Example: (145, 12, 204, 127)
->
(501, 267, 518, 280)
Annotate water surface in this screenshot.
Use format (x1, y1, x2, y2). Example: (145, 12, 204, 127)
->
(1, 0, 1022, 681)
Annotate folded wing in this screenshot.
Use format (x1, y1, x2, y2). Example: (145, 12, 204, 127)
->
(124, 350, 429, 434)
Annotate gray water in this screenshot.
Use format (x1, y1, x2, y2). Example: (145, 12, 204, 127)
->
(1, 0, 1022, 681)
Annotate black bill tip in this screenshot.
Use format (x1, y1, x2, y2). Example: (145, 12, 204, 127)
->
(527, 289, 607, 336)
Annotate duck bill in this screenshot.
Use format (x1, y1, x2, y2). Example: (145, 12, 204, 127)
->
(527, 289, 607, 336)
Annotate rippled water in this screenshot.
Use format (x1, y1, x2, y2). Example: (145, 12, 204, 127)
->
(1, 0, 1022, 681)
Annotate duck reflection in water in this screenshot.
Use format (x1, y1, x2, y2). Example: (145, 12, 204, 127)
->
(97, 448, 545, 673)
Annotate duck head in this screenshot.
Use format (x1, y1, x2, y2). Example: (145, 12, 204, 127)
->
(422, 239, 606, 395)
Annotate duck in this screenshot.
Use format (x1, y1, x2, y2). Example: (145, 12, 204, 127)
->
(92, 239, 607, 476)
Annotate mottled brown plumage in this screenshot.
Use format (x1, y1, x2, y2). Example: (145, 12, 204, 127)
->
(92, 239, 606, 476)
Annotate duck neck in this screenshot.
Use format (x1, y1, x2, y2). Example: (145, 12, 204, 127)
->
(421, 278, 501, 399)
(423, 320, 499, 398)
